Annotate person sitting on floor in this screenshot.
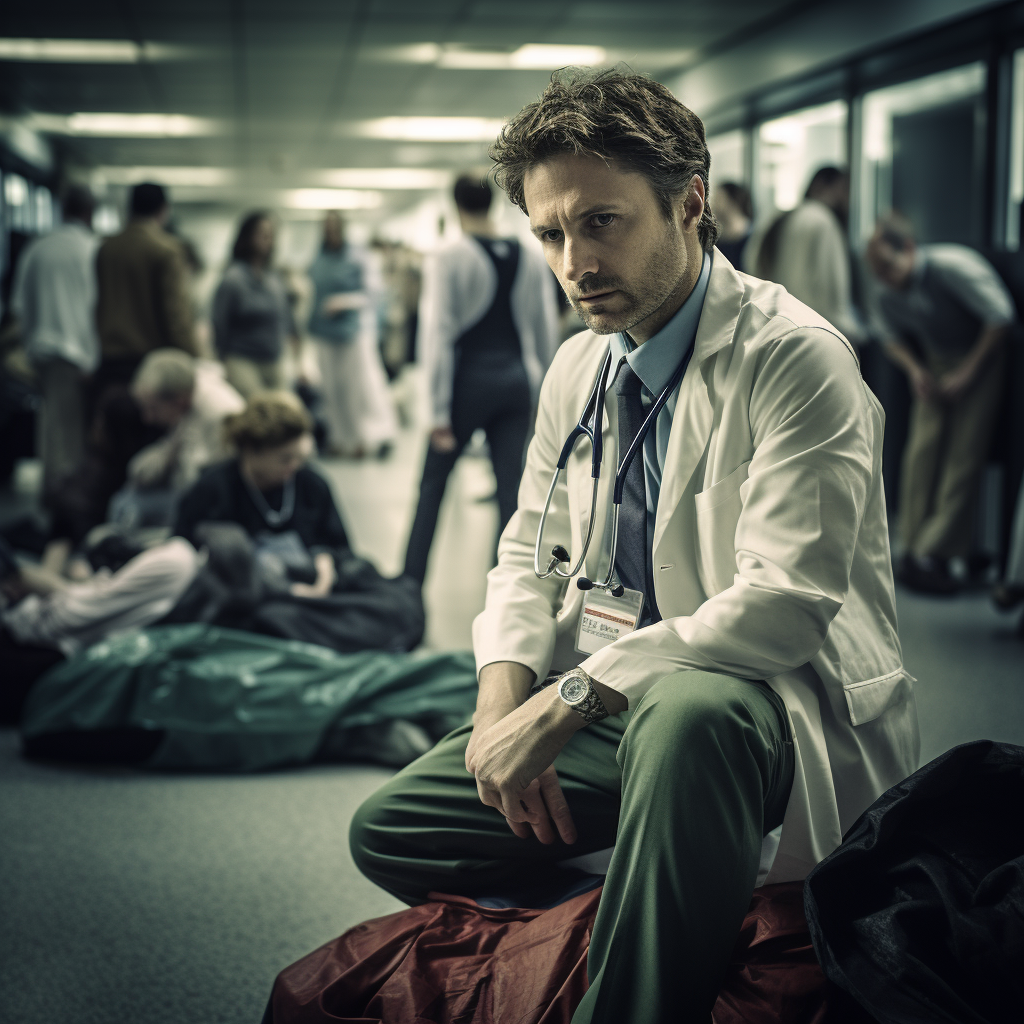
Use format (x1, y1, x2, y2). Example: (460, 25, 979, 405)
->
(173, 391, 346, 598)
(0, 534, 200, 721)
(108, 349, 245, 529)
(169, 391, 424, 652)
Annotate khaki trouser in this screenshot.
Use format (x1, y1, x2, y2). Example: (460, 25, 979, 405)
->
(222, 356, 283, 400)
(35, 357, 87, 500)
(899, 348, 1006, 560)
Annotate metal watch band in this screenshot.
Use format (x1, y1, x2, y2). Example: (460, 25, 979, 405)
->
(558, 669, 610, 725)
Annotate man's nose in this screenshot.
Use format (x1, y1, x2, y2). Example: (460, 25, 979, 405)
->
(562, 235, 599, 284)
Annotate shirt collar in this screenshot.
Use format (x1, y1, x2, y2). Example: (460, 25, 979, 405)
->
(610, 249, 712, 395)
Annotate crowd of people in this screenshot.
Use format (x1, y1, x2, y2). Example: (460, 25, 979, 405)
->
(0, 171, 563, 741)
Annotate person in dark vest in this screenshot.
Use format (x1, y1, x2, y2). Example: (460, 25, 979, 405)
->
(402, 174, 559, 584)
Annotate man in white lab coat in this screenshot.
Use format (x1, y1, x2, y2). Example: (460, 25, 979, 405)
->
(351, 69, 919, 1024)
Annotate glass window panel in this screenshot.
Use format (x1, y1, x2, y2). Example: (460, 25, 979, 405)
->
(755, 100, 847, 219)
(708, 129, 746, 186)
(858, 62, 985, 245)
(1008, 49, 1024, 251)
(35, 187, 53, 233)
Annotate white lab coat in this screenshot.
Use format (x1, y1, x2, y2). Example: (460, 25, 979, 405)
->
(472, 251, 920, 883)
(418, 234, 560, 428)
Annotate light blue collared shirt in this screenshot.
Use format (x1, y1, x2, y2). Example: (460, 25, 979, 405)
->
(609, 250, 712, 546)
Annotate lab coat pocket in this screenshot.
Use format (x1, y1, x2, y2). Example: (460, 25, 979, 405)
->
(694, 460, 751, 597)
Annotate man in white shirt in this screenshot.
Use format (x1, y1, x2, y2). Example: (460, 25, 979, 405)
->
(351, 70, 917, 1023)
(749, 167, 862, 343)
(403, 174, 560, 583)
(11, 186, 98, 500)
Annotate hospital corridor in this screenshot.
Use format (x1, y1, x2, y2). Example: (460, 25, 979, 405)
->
(2, 2, 1024, 1022)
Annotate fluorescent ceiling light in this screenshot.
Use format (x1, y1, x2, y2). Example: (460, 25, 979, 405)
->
(371, 43, 698, 70)
(0, 38, 192, 62)
(91, 167, 451, 191)
(95, 166, 236, 186)
(354, 117, 504, 142)
(284, 189, 383, 210)
(439, 44, 606, 70)
(32, 113, 220, 137)
(315, 168, 451, 189)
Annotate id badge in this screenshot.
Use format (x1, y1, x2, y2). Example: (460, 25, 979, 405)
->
(575, 587, 644, 655)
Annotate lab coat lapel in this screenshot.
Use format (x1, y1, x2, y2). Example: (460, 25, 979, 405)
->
(651, 255, 744, 559)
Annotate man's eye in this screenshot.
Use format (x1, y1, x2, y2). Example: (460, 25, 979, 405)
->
(591, 214, 615, 227)
(541, 230, 562, 243)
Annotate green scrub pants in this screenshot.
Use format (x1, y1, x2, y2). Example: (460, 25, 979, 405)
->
(349, 670, 794, 1024)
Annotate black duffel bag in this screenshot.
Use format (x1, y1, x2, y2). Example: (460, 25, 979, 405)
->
(804, 740, 1024, 1024)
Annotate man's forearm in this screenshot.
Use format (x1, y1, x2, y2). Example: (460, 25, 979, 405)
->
(963, 323, 1007, 373)
(475, 661, 536, 720)
(883, 339, 921, 376)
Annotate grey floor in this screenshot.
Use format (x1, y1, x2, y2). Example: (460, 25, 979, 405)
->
(2, 429, 1023, 1024)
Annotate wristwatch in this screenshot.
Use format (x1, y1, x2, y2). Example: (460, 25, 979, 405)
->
(557, 668, 610, 725)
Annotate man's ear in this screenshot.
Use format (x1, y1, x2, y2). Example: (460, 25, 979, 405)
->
(680, 174, 705, 234)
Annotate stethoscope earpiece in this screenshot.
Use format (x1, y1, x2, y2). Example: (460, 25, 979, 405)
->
(551, 545, 570, 564)
(577, 577, 593, 591)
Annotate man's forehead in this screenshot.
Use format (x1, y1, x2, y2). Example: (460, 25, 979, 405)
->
(524, 154, 646, 222)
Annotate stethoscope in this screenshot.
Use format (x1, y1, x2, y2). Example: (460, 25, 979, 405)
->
(534, 342, 693, 596)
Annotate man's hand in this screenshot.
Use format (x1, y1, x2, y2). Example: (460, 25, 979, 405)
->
(290, 551, 336, 599)
(467, 685, 581, 845)
(430, 426, 458, 453)
(937, 360, 977, 402)
(323, 292, 368, 315)
(908, 363, 938, 402)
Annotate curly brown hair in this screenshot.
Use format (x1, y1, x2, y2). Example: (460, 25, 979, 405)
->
(491, 67, 718, 252)
(224, 391, 312, 452)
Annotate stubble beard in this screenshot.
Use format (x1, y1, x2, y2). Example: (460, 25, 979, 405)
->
(569, 227, 690, 337)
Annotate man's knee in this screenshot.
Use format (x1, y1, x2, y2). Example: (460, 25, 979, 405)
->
(348, 785, 394, 886)
(630, 671, 754, 735)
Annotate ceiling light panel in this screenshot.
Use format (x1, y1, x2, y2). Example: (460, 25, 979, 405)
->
(353, 117, 505, 142)
(33, 113, 222, 137)
(0, 39, 195, 62)
(284, 189, 383, 210)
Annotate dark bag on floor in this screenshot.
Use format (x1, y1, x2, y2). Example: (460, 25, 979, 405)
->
(163, 522, 424, 654)
(265, 882, 858, 1024)
(805, 740, 1024, 1024)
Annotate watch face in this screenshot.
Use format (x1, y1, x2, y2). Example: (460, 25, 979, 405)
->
(561, 676, 589, 704)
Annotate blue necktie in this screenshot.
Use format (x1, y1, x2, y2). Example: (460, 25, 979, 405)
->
(613, 362, 661, 625)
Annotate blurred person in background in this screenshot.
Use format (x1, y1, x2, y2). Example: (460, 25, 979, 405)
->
(710, 181, 752, 269)
(402, 173, 559, 585)
(107, 349, 245, 529)
(44, 182, 196, 574)
(0, 534, 200, 721)
(307, 212, 397, 457)
(750, 167, 861, 342)
(867, 214, 1016, 594)
(94, 182, 197, 401)
(213, 212, 299, 400)
(10, 185, 98, 503)
(174, 391, 347, 599)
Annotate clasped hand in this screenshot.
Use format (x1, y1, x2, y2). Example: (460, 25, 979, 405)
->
(465, 687, 579, 846)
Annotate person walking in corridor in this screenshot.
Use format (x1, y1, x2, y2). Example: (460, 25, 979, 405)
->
(403, 174, 559, 584)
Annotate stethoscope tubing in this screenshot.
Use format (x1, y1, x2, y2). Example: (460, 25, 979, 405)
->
(535, 341, 694, 585)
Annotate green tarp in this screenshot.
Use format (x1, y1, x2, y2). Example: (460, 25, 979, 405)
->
(21, 624, 478, 772)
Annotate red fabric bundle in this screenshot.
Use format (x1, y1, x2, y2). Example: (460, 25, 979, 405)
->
(268, 882, 843, 1023)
